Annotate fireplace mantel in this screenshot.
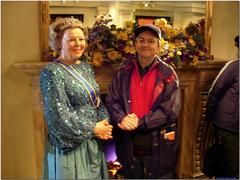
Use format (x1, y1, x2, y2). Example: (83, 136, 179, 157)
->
(14, 60, 226, 178)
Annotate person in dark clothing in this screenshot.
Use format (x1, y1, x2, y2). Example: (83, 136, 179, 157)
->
(106, 24, 182, 179)
(205, 35, 239, 178)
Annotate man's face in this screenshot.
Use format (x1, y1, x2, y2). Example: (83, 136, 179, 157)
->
(135, 31, 160, 60)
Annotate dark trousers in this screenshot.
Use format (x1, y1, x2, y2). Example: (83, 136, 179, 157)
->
(123, 154, 176, 179)
(214, 126, 239, 177)
(204, 125, 239, 178)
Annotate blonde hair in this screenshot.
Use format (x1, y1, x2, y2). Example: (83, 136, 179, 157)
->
(48, 17, 88, 52)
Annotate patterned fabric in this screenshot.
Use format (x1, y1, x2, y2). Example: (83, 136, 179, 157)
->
(55, 59, 99, 107)
(40, 60, 109, 179)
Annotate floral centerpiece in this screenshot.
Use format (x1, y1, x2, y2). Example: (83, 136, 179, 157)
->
(44, 14, 212, 68)
(87, 14, 212, 68)
(86, 14, 136, 67)
(155, 18, 213, 67)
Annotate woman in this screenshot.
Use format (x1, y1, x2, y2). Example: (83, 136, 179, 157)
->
(40, 17, 113, 179)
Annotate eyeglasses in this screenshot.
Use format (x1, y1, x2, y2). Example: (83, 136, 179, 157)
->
(136, 38, 158, 46)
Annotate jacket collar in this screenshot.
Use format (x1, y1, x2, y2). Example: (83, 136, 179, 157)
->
(122, 55, 162, 71)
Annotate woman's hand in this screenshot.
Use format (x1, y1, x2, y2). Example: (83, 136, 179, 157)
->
(94, 119, 113, 140)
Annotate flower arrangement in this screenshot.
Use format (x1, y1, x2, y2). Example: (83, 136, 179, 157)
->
(155, 18, 213, 67)
(87, 15, 212, 68)
(86, 14, 137, 67)
(44, 14, 212, 68)
(107, 160, 123, 179)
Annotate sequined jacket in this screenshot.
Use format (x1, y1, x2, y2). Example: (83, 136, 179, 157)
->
(106, 56, 182, 178)
(40, 61, 109, 153)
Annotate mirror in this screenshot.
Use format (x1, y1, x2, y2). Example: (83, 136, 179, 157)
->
(40, 1, 212, 61)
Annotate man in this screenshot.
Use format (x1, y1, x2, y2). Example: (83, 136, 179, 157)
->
(106, 24, 181, 178)
(204, 35, 239, 178)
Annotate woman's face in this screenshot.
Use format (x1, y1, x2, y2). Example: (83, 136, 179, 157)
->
(60, 28, 86, 62)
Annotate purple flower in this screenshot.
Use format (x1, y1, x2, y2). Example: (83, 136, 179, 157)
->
(180, 55, 187, 62)
(166, 57, 174, 64)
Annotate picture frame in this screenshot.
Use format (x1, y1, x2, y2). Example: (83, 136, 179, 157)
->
(135, 15, 172, 26)
(50, 14, 84, 24)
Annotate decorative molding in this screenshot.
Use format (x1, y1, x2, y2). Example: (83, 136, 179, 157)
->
(193, 91, 208, 177)
(40, 1, 50, 62)
(97, 6, 109, 15)
(205, 1, 213, 55)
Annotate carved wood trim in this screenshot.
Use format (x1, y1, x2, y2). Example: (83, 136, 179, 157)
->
(40, 1, 50, 61)
(205, 1, 213, 55)
(177, 81, 199, 178)
(31, 80, 46, 178)
(193, 91, 209, 177)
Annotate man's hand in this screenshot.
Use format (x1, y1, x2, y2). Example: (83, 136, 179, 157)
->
(118, 113, 138, 131)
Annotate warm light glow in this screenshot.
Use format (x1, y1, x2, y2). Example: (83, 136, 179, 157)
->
(109, 6, 116, 21)
(141, 1, 156, 8)
(104, 141, 117, 162)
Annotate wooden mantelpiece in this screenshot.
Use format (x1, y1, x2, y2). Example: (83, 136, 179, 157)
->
(14, 60, 226, 178)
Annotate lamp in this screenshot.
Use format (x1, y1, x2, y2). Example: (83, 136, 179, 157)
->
(140, 1, 156, 8)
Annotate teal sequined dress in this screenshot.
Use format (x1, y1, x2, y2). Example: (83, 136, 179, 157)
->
(40, 60, 109, 179)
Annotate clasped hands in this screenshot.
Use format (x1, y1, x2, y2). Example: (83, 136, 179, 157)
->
(94, 119, 113, 140)
(94, 113, 138, 139)
(118, 113, 139, 131)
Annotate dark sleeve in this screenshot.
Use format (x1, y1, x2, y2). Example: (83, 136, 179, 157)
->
(106, 72, 126, 127)
(138, 73, 182, 130)
(206, 63, 234, 120)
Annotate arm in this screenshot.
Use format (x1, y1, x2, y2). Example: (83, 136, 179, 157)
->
(206, 63, 234, 120)
(106, 76, 138, 130)
(95, 100, 113, 139)
(106, 72, 127, 127)
(87, 63, 110, 122)
(138, 75, 182, 130)
(96, 98, 110, 121)
(87, 63, 113, 139)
